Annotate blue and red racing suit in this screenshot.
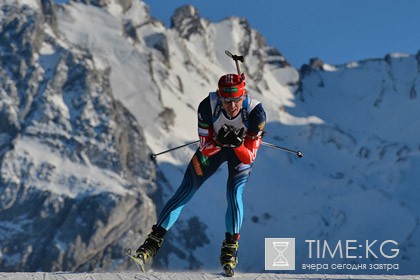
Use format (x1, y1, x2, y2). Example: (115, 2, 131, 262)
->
(156, 92, 266, 235)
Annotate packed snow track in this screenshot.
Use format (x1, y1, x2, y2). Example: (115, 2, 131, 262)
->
(0, 272, 418, 280)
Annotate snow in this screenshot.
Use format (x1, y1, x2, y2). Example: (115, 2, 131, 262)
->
(58, 2, 165, 140)
(40, 42, 55, 55)
(122, 0, 150, 26)
(0, 272, 417, 280)
(322, 64, 337, 71)
(388, 53, 411, 59)
(7, 137, 134, 198)
(279, 111, 324, 126)
(105, 0, 123, 16)
(345, 62, 360, 68)
(11, 0, 38, 9)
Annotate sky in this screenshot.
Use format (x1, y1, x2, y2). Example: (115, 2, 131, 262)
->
(53, 0, 420, 69)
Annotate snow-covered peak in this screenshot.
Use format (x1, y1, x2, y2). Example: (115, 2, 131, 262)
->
(70, 0, 129, 11)
(170, 5, 207, 39)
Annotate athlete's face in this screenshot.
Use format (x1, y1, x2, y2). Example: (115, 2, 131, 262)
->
(220, 94, 246, 117)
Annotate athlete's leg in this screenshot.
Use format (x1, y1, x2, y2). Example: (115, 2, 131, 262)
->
(220, 151, 252, 270)
(156, 149, 226, 230)
(225, 151, 252, 235)
(136, 150, 227, 261)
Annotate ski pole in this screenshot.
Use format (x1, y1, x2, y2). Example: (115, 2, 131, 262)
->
(150, 140, 303, 160)
(150, 140, 199, 160)
(262, 141, 303, 158)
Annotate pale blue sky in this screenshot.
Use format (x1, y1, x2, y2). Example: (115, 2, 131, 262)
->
(56, 0, 420, 68)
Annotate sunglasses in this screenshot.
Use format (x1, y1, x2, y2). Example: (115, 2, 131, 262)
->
(218, 94, 244, 103)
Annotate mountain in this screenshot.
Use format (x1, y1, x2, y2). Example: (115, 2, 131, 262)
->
(0, 0, 156, 271)
(0, 0, 419, 274)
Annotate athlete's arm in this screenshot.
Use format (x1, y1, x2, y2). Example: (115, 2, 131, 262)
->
(233, 103, 266, 164)
(197, 97, 221, 157)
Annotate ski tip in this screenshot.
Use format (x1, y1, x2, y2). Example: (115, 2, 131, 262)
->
(223, 264, 235, 277)
(125, 249, 146, 273)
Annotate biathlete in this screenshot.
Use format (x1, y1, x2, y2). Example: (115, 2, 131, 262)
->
(133, 73, 266, 276)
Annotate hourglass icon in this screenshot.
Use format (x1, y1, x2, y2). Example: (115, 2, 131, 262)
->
(272, 241, 289, 266)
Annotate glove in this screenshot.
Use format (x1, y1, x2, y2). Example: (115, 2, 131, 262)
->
(216, 125, 245, 148)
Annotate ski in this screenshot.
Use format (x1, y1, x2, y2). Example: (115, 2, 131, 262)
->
(125, 248, 146, 272)
(223, 264, 235, 277)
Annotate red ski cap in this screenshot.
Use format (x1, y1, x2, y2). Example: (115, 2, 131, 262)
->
(218, 74, 245, 99)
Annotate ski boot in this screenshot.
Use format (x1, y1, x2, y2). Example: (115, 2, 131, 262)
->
(127, 225, 166, 272)
(220, 233, 240, 277)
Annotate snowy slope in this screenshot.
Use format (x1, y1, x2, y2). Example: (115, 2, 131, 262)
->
(0, 272, 418, 280)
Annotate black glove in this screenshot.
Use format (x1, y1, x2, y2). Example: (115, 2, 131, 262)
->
(216, 125, 245, 148)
